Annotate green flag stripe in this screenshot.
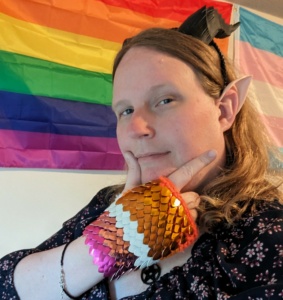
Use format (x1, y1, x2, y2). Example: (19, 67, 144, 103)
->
(0, 50, 113, 105)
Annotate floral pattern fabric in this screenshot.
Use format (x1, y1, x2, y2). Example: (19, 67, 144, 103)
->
(1, 186, 283, 299)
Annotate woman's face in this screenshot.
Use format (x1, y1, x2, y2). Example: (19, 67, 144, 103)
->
(112, 47, 227, 191)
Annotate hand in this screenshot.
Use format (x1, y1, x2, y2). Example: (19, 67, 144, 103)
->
(123, 150, 217, 220)
(167, 149, 217, 221)
(122, 151, 142, 192)
(84, 150, 217, 278)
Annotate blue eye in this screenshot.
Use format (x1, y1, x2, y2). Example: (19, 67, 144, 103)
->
(159, 98, 173, 105)
(121, 108, 134, 116)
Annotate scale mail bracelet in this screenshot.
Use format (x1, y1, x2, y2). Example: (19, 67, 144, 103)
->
(83, 177, 198, 279)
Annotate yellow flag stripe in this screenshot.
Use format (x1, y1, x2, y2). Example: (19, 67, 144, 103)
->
(0, 13, 121, 74)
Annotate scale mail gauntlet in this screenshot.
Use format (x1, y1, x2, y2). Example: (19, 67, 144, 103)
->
(83, 177, 198, 279)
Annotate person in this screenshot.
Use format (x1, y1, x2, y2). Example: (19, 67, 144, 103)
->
(1, 6, 283, 300)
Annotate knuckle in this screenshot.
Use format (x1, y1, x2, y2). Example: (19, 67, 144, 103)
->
(182, 165, 194, 180)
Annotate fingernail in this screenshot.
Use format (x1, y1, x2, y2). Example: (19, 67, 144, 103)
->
(123, 152, 130, 162)
(123, 152, 135, 166)
(207, 150, 217, 158)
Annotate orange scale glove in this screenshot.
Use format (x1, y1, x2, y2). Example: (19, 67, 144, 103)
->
(83, 177, 198, 279)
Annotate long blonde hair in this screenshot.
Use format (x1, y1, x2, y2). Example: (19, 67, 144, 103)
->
(113, 28, 283, 231)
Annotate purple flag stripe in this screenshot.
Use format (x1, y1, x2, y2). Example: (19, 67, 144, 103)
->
(0, 91, 117, 137)
(0, 129, 125, 170)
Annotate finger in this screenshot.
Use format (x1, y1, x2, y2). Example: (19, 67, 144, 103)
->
(188, 208, 198, 222)
(181, 192, 200, 221)
(123, 152, 141, 191)
(168, 149, 217, 190)
(181, 192, 200, 209)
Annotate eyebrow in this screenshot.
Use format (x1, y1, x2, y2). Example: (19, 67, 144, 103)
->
(111, 100, 129, 113)
(112, 83, 178, 111)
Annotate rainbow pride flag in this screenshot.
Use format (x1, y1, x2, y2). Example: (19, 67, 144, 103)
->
(0, 0, 232, 170)
(234, 8, 283, 168)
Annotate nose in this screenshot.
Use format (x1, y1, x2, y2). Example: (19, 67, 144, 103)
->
(128, 109, 155, 139)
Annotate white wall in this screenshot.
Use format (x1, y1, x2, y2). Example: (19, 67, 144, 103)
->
(0, 169, 125, 257)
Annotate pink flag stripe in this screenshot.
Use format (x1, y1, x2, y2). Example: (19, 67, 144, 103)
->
(235, 40, 283, 90)
(0, 129, 125, 170)
(260, 115, 283, 148)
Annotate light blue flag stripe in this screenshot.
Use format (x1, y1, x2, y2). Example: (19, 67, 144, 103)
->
(239, 8, 283, 57)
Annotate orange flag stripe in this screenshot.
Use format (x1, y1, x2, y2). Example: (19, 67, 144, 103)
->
(0, 0, 179, 43)
(0, 0, 231, 52)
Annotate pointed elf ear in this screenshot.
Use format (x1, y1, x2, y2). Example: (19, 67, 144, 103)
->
(219, 76, 252, 113)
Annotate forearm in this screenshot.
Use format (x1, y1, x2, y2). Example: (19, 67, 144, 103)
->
(14, 236, 103, 299)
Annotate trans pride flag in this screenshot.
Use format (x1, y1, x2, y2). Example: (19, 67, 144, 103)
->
(235, 8, 283, 167)
(0, 0, 232, 170)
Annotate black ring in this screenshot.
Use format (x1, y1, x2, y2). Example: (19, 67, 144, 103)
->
(141, 264, 161, 285)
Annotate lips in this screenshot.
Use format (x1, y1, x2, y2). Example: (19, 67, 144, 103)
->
(135, 151, 170, 162)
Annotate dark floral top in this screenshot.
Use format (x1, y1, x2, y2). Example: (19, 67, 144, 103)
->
(1, 186, 283, 299)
